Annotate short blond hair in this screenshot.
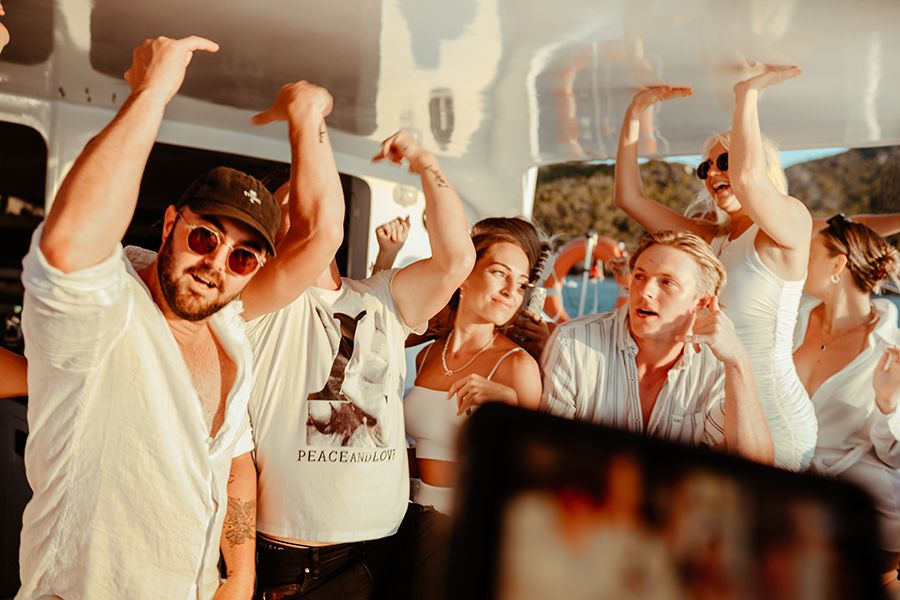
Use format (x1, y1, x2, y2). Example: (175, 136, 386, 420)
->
(629, 230, 727, 297)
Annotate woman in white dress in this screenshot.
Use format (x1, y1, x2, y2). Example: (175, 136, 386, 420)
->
(404, 218, 544, 514)
(793, 215, 900, 583)
(614, 65, 817, 470)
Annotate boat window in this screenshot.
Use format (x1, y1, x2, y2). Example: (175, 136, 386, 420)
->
(0, 0, 53, 66)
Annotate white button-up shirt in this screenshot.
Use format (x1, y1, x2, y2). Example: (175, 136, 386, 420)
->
(540, 306, 726, 447)
(795, 297, 900, 551)
(18, 228, 253, 600)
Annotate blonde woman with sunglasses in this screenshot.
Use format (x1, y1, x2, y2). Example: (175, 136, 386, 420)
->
(614, 65, 817, 471)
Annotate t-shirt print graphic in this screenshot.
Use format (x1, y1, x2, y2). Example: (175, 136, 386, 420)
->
(306, 310, 386, 448)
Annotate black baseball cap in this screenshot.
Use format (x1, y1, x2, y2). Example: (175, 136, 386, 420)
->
(177, 166, 280, 256)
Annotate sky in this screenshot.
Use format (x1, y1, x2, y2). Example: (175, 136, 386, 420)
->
(663, 147, 848, 168)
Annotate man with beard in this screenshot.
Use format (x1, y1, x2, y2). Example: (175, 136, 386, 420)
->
(541, 230, 774, 465)
(17, 36, 343, 600)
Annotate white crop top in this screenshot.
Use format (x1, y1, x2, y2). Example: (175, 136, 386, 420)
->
(404, 344, 522, 462)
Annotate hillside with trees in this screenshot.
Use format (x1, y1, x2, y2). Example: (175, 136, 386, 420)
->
(533, 146, 900, 248)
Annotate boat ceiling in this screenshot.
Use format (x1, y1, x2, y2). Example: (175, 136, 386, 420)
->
(2, 0, 899, 215)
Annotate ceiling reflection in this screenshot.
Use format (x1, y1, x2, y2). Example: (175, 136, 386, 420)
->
(89, 0, 382, 136)
(1, 0, 899, 174)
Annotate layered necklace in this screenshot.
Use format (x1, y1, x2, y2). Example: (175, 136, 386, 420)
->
(441, 329, 497, 376)
(818, 306, 878, 352)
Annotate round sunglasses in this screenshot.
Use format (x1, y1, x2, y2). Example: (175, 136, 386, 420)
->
(176, 210, 266, 276)
(696, 152, 728, 180)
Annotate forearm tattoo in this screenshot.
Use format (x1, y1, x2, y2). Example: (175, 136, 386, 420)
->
(224, 497, 256, 547)
(426, 165, 450, 188)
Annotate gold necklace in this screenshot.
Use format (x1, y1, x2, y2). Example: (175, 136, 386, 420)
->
(818, 307, 877, 351)
(441, 329, 497, 376)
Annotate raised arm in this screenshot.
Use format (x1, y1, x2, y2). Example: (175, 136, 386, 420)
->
(730, 66, 812, 256)
(614, 86, 709, 238)
(378, 131, 475, 329)
(0, 347, 26, 399)
(813, 213, 900, 238)
(216, 451, 256, 600)
(682, 298, 774, 464)
(40, 36, 219, 272)
(241, 82, 345, 320)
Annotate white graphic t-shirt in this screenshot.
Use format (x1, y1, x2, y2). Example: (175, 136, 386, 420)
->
(246, 269, 423, 542)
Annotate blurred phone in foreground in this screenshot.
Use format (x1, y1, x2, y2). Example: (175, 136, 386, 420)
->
(447, 404, 885, 600)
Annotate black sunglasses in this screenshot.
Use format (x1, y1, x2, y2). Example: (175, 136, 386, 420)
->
(696, 152, 728, 180)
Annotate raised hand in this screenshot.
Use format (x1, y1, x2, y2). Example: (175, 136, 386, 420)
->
(251, 81, 333, 126)
(677, 296, 746, 366)
(376, 216, 410, 254)
(629, 85, 693, 113)
(734, 64, 801, 94)
(507, 314, 551, 361)
(372, 130, 435, 175)
(873, 346, 900, 415)
(124, 36, 219, 102)
(447, 373, 517, 416)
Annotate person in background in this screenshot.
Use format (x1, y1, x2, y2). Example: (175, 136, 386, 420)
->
(405, 217, 544, 514)
(0, 347, 26, 398)
(246, 129, 473, 600)
(541, 230, 774, 465)
(614, 65, 816, 470)
(792, 215, 900, 587)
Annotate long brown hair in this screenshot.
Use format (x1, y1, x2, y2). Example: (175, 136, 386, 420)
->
(445, 217, 549, 314)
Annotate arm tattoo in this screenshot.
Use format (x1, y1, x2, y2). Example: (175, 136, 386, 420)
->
(319, 123, 326, 144)
(223, 497, 256, 547)
(425, 165, 450, 188)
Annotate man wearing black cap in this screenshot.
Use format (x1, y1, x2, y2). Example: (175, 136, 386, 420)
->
(17, 36, 343, 600)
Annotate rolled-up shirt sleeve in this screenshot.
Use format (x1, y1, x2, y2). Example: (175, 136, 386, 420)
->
(870, 406, 900, 469)
(540, 327, 577, 419)
(701, 364, 727, 449)
(21, 224, 131, 372)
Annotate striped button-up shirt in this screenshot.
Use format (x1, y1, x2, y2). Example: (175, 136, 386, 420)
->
(540, 306, 726, 447)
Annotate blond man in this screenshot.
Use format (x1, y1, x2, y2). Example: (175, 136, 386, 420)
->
(541, 230, 774, 464)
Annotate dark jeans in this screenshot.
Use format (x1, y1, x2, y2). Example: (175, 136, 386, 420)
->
(255, 503, 450, 600)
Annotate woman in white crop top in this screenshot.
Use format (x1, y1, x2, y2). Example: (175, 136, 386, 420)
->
(613, 65, 818, 469)
(404, 218, 545, 514)
(793, 216, 900, 584)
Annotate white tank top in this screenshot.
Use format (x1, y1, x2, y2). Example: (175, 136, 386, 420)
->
(714, 224, 818, 470)
(404, 344, 522, 462)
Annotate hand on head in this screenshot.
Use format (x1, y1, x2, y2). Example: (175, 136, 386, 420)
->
(252, 81, 333, 126)
(124, 36, 219, 102)
(629, 85, 693, 112)
(372, 130, 433, 174)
